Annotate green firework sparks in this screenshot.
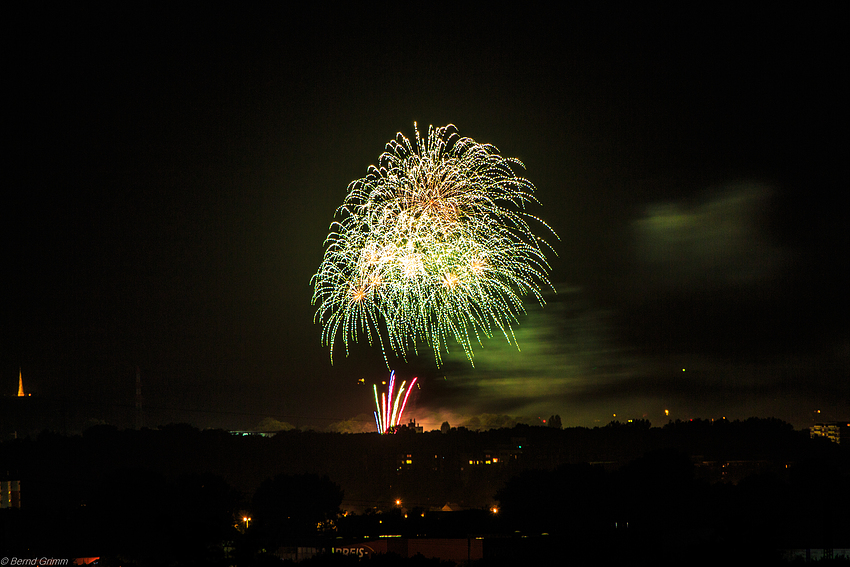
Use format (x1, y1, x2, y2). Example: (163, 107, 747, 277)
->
(312, 124, 556, 367)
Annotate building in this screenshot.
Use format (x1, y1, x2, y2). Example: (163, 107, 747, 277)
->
(810, 422, 850, 444)
(1, 370, 70, 439)
(18, 369, 26, 397)
(278, 538, 484, 563)
(0, 479, 21, 508)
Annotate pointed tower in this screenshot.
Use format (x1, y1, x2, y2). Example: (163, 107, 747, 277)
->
(17, 368, 25, 397)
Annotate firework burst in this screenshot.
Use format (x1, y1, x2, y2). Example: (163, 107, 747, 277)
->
(312, 123, 555, 366)
(373, 371, 418, 434)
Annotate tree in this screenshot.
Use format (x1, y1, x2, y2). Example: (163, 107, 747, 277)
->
(252, 473, 343, 546)
(170, 473, 240, 565)
(547, 415, 562, 429)
(496, 463, 607, 534)
(440, 421, 451, 434)
(88, 467, 173, 561)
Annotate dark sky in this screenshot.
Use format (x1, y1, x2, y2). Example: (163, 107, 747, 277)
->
(6, 5, 847, 431)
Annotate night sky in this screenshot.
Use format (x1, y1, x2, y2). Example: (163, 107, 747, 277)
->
(6, 5, 847, 431)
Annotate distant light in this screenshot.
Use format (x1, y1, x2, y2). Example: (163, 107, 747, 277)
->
(682, 368, 686, 372)
(664, 409, 670, 416)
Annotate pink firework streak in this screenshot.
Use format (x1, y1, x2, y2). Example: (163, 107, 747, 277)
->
(373, 371, 418, 434)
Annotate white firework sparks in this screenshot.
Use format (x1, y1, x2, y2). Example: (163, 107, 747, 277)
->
(312, 123, 556, 367)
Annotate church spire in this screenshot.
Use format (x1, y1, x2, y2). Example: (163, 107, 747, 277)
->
(17, 368, 25, 397)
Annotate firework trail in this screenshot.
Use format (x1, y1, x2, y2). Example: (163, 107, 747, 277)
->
(373, 371, 418, 434)
(312, 123, 555, 366)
